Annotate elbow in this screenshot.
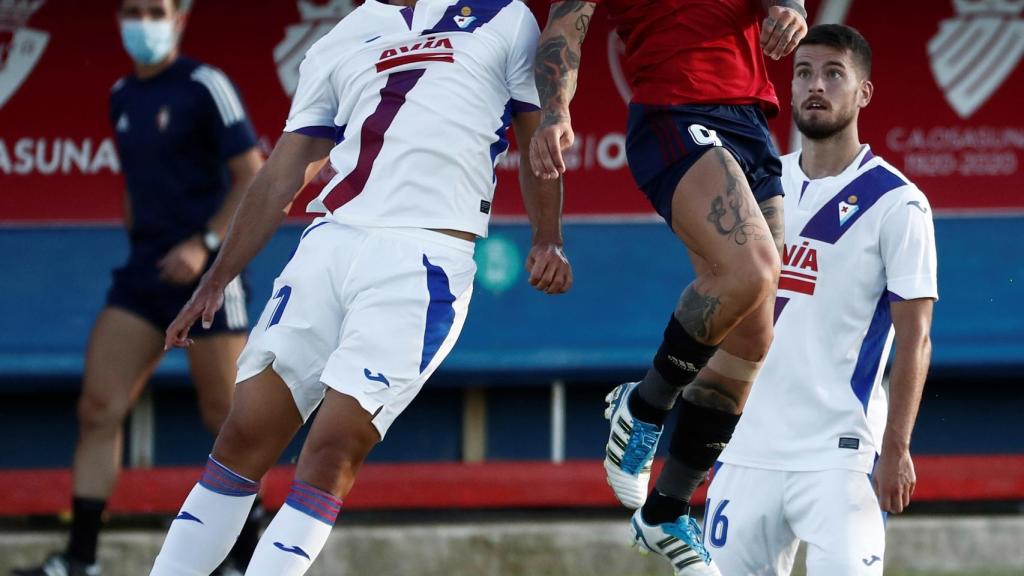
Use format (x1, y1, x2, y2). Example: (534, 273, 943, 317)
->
(897, 331, 932, 362)
(921, 333, 933, 360)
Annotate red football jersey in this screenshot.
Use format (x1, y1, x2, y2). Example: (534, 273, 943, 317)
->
(575, 0, 779, 114)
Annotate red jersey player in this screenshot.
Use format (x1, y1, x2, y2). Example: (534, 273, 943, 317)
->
(530, 1, 806, 574)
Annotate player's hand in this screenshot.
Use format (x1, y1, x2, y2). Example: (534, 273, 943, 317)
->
(526, 242, 573, 294)
(760, 5, 807, 61)
(164, 274, 225, 349)
(529, 116, 574, 180)
(157, 235, 209, 285)
(873, 446, 916, 514)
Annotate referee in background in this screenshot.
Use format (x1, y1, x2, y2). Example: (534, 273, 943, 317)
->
(13, 1, 263, 575)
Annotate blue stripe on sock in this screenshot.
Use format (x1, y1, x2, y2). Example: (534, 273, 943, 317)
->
(285, 481, 342, 525)
(198, 456, 258, 497)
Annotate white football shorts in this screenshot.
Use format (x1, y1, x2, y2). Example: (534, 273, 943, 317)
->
(705, 463, 886, 576)
(236, 219, 476, 438)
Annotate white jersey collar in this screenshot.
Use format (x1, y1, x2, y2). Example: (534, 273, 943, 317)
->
(794, 144, 874, 183)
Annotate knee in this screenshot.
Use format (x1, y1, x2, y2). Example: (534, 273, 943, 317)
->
(298, 432, 376, 493)
(212, 414, 264, 468)
(77, 388, 130, 432)
(731, 247, 779, 308)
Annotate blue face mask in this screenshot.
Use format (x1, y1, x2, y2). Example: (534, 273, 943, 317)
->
(120, 19, 177, 65)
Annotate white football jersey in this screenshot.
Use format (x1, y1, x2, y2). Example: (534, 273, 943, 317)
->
(720, 146, 938, 474)
(284, 0, 540, 237)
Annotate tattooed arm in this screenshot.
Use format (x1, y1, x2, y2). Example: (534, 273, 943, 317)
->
(760, 0, 807, 60)
(528, 1, 597, 180)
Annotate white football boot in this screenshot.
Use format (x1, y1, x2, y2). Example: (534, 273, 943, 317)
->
(629, 508, 721, 576)
(603, 381, 663, 509)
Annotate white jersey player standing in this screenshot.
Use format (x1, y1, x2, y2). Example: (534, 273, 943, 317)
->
(706, 24, 937, 576)
(149, 1, 572, 575)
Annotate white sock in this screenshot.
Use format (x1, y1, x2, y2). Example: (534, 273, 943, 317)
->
(244, 481, 341, 576)
(150, 457, 259, 575)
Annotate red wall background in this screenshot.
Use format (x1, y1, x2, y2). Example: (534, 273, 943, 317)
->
(0, 0, 1020, 222)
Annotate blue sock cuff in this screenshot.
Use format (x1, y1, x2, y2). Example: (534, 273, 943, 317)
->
(284, 480, 342, 526)
(198, 456, 259, 497)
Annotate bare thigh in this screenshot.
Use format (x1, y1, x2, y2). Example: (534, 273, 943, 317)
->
(74, 307, 165, 497)
(187, 333, 247, 434)
(680, 196, 783, 412)
(78, 307, 165, 428)
(670, 148, 776, 269)
(669, 149, 780, 343)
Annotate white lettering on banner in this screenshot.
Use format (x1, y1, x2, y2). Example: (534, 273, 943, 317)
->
(887, 127, 1024, 151)
(887, 126, 1021, 179)
(596, 133, 627, 170)
(0, 138, 120, 175)
(903, 152, 1017, 177)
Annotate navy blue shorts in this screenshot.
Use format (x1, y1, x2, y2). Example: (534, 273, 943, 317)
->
(626, 103, 783, 225)
(106, 257, 250, 336)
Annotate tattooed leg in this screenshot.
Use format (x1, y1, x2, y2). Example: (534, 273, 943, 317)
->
(675, 284, 721, 343)
(668, 149, 779, 344)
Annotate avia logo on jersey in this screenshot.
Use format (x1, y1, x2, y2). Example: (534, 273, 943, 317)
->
(376, 36, 455, 72)
(929, 0, 1024, 118)
(0, 0, 48, 111)
(779, 240, 819, 296)
(275, 1, 357, 96)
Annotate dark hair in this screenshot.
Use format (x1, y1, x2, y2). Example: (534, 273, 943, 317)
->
(798, 24, 872, 79)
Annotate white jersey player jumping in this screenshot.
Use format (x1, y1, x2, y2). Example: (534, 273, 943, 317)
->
(706, 25, 937, 576)
(149, 1, 572, 575)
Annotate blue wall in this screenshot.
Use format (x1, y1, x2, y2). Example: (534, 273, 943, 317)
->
(0, 217, 1022, 467)
(2, 217, 1022, 378)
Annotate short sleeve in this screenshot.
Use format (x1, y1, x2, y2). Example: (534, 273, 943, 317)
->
(190, 66, 258, 160)
(283, 53, 340, 137)
(506, 5, 541, 114)
(880, 188, 938, 301)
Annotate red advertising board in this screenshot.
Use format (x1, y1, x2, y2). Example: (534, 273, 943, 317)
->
(0, 0, 1020, 223)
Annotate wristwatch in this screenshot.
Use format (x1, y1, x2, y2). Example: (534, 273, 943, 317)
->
(202, 228, 222, 252)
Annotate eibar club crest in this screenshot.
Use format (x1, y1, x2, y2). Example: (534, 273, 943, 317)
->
(0, 0, 47, 111)
(274, 0, 356, 96)
(838, 195, 859, 225)
(928, 0, 1024, 119)
(454, 5, 476, 29)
